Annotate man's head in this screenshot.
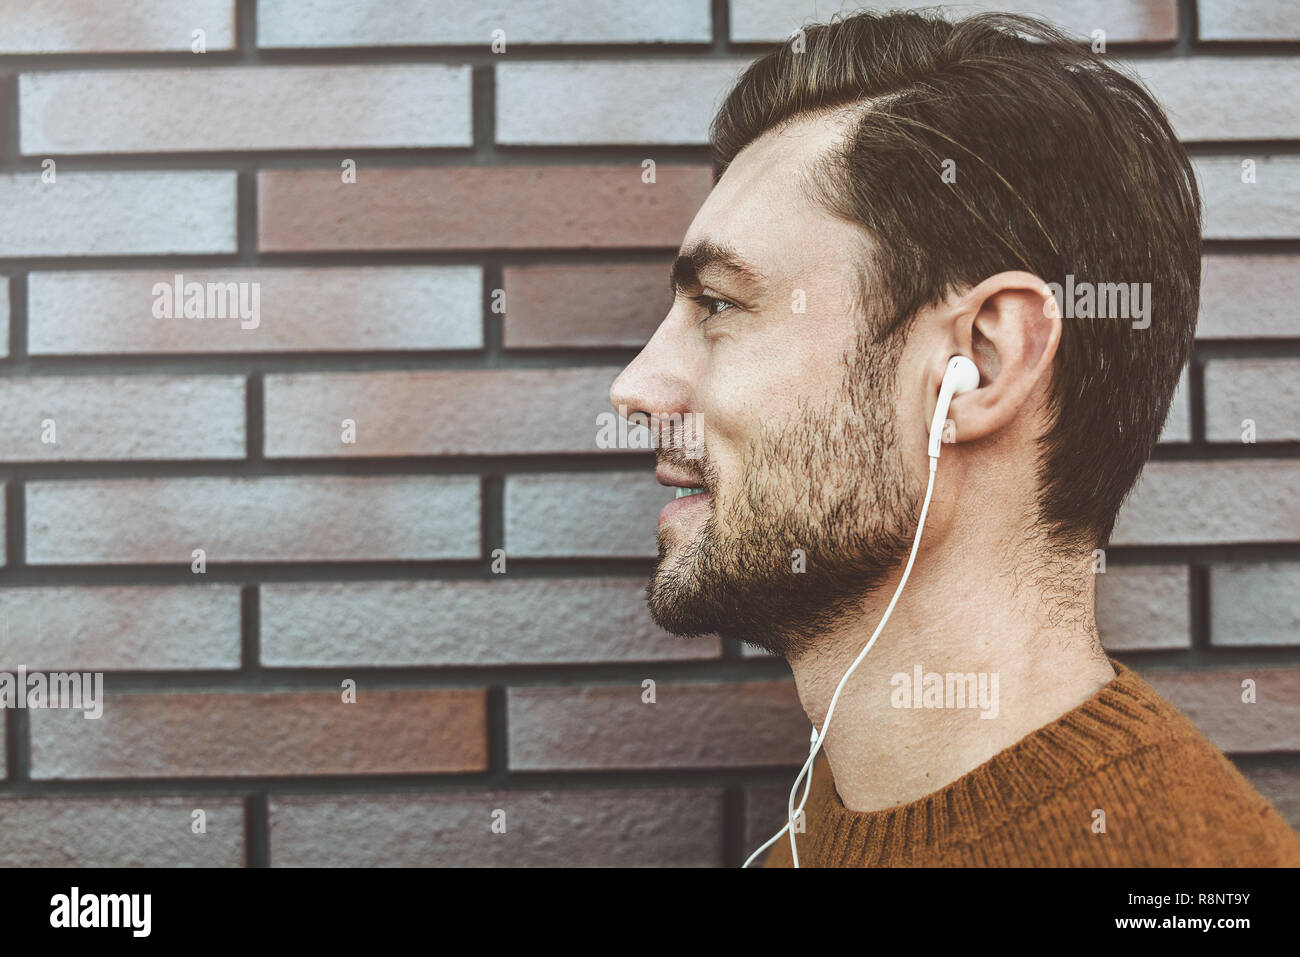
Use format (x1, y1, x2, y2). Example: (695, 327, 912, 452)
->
(608, 11, 1202, 659)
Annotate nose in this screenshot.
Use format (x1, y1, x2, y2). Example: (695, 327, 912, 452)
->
(609, 318, 692, 436)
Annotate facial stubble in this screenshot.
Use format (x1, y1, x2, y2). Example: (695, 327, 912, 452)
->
(646, 328, 924, 660)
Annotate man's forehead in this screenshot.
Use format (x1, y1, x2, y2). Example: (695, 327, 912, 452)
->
(678, 112, 861, 289)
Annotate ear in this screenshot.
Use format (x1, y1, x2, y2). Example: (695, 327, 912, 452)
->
(939, 270, 1061, 447)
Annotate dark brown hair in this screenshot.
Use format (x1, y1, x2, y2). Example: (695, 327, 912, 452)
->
(709, 10, 1202, 550)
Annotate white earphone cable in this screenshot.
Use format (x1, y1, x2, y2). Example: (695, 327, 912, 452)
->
(742, 455, 940, 868)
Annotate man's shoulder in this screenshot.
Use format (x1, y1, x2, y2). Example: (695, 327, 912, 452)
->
(1063, 701, 1300, 867)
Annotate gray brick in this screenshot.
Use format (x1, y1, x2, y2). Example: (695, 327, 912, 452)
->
(730, 0, 1178, 44)
(1111, 461, 1300, 545)
(0, 172, 236, 256)
(0, 375, 244, 461)
(1237, 764, 1300, 832)
(1199, 254, 1300, 339)
(497, 60, 746, 145)
(1197, 157, 1300, 240)
(269, 788, 724, 866)
(261, 578, 719, 666)
(0, 585, 241, 670)
(1199, 0, 1300, 41)
(28, 267, 483, 355)
(0, 797, 245, 867)
(1160, 366, 1191, 443)
(1210, 562, 1300, 648)
(264, 368, 623, 457)
(505, 471, 662, 558)
(26, 476, 480, 564)
(1204, 359, 1300, 442)
(258, 0, 712, 46)
(1130, 58, 1300, 142)
(21, 66, 471, 154)
(0, 0, 234, 53)
(1096, 565, 1190, 651)
(0, 277, 8, 357)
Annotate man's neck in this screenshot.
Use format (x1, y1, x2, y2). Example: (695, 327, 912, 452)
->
(786, 540, 1116, 813)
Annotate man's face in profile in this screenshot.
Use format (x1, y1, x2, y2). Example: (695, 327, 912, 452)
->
(612, 113, 930, 660)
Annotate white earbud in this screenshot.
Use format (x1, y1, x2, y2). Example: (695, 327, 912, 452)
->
(926, 355, 980, 459)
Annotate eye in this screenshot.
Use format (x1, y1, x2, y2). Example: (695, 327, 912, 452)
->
(688, 293, 738, 322)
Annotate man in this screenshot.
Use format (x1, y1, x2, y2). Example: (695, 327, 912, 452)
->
(608, 10, 1300, 867)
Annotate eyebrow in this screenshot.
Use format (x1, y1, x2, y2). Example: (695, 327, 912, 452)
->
(669, 238, 768, 297)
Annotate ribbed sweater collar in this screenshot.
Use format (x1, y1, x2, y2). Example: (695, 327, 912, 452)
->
(788, 658, 1185, 866)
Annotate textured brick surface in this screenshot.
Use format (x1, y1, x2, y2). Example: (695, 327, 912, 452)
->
(745, 782, 800, 859)
(258, 166, 713, 251)
(0, 585, 240, 670)
(0, 0, 234, 53)
(269, 787, 724, 866)
(1110, 461, 1300, 545)
(1239, 765, 1300, 831)
(1204, 359, 1300, 442)
(1, 1, 1297, 869)
(1132, 59, 1300, 142)
(0, 375, 243, 461)
(261, 578, 719, 666)
(731, 0, 1179, 43)
(265, 368, 623, 457)
(28, 267, 483, 354)
(1096, 565, 1190, 651)
(21, 66, 472, 154)
(0, 172, 236, 256)
(29, 689, 488, 779)
(497, 61, 746, 145)
(0, 276, 8, 357)
(503, 263, 670, 349)
(0, 796, 245, 867)
(258, 0, 712, 47)
(1197, 156, 1300, 240)
(1139, 667, 1300, 753)
(25, 476, 481, 564)
(1198, 0, 1300, 41)
(1160, 366, 1191, 443)
(505, 471, 662, 558)
(508, 680, 808, 770)
(1198, 254, 1300, 339)
(1211, 563, 1300, 648)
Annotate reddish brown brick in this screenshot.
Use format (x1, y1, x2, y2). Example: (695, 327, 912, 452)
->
(258, 165, 712, 252)
(508, 680, 807, 770)
(503, 263, 671, 349)
(29, 689, 488, 779)
(1138, 666, 1300, 753)
(269, 787, 724, 866)
(0, 796, 245, 866)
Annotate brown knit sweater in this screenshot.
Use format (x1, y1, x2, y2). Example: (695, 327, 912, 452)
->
(763, 659, 1300, 867)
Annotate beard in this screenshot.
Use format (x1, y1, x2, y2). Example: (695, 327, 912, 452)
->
(645, 324, 923, 661)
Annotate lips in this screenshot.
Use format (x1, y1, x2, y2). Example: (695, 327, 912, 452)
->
(656, 466, 711, 527)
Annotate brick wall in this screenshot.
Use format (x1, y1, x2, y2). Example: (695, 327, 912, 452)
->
(0, 0, 1297, 867)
